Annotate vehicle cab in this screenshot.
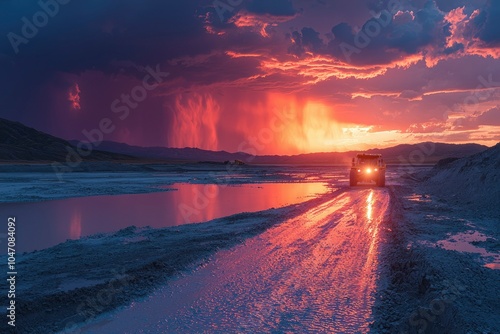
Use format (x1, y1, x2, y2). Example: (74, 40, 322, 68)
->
(350, 154, 386, 187)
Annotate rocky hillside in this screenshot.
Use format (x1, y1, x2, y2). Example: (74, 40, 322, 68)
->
(0, 118, 135, 162)
(424, 142, 500, 215)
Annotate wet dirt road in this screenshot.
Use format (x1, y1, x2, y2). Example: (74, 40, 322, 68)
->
(79, 188, 390, 333)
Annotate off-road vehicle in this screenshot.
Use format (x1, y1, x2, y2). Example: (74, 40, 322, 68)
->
(349, 154, 386, 187)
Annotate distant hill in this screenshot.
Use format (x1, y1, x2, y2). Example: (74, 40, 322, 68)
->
(88, 140, 488, 165)
(0, 118, 136, 162)
(89, 140, 252, 163)
(0, 117, 489, 164)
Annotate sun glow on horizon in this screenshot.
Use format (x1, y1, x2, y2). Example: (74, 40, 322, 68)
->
(164, 89, 498, 155)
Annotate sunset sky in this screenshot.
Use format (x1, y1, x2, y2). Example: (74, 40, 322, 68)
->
(1, 0, 499, 154)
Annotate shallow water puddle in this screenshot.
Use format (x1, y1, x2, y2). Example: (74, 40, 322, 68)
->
(437, 230, 500, 270)
(406, 193, 433, 203)
(0, 182, 327, 253)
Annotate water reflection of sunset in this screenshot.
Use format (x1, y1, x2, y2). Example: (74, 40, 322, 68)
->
(363, 190, 381, 291)
(366, 190, 374, 221)
(175, 182, 328, 224)
(101, 188, 391, 333)
(69, 210, 82, 240)
(2, 182, 327, 253)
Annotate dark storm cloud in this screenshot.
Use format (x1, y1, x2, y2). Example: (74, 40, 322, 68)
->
(289, 1, 449, 64)
(165, 52, 265, 93)
(326, 1, 448, 64)
(0, 0, 217, 131)
(443, 42, 465, 55)
(288, 27, 324, 56)
(0, 0, 298, 80)
(288, 0, 500, 65)
(434, 0, 487, 12)
(0, 0, 300, 145)
(207, 0, 297, 29)
(472, 0, 500, 44)
(245, 0, 296, 16)
(0, 1, 211, 74)
(0, 0, 498, 150)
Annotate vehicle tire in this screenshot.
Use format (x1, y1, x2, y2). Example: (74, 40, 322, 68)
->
(377, 173, 385, 187)
(350, 170, 357, 187)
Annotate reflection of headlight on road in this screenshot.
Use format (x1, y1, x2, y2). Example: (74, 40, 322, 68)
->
(366, 168, 372, 174)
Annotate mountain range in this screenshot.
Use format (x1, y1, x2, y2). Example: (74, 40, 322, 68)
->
(0, 117, 490, 165)
(85, 139, 488, 165)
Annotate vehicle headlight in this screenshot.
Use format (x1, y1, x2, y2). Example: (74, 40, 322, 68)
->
(374, 168, 378, 171)
(357, 169, 361, 172)
(367, 168, 372, 173)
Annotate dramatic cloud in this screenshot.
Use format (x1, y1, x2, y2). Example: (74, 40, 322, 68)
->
(0, 0, 498, 153)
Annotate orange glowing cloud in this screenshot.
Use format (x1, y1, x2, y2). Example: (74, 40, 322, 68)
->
(230, 11, 295, 38)
(445, 7, 468, 49)
(231, 13, 270, 37)
(424, 7, 500, 66)
(352, 86, 500, 101)
(225, 51, 263, 58)
(258, 54, 423, 86)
